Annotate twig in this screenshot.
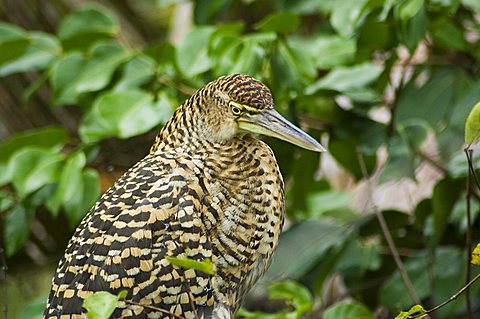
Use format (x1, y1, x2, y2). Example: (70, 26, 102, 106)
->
(124, 300, 186, 319)
(409, 273, 480, 318)
(465, 147, 480, 191)
(356, 149, 423, 307)
(158, 76, 197, 96)
(465, 148, 474, 319)
(416, 150, 448, 175)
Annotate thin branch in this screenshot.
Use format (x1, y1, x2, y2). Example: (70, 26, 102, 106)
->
(356, 149, 423, 307)
(158, 76, 197, 96)
(124, 300, 186, 319)
(465, 147, 480, 191)
(409, 273, 480, 318)
(416, 150, 448, 175)
(465, 148, 474, 319)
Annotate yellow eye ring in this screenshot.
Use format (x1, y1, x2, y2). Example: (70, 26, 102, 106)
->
(231, 105, 243, 116)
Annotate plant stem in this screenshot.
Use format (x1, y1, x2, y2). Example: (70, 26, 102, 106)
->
(465, 148, 474, 319)
(124, 300, 185, 319)
(410, 273, 480, 318)
(356, 150, 422, 307)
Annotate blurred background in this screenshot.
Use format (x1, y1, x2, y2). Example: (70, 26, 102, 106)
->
(0, 0, 479, 318)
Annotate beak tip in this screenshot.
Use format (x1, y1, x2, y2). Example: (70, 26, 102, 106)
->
(311, 142, 327, 153)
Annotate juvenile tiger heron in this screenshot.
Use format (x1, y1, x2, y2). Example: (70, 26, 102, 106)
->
(44, 74, 325, 319)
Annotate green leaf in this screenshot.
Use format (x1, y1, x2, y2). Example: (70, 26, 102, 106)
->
(289, 35, 356, 69)
(4, 203, 33, 256)
(0, 22, 30, 65)
(114, 54, 156, 91)
(49, 52, 86, 105)
(271, 40, 316, 90)
(323, 301, 375, 319)
(264, 219, 353, 282)
(328, 138, 376, 180)
(330, 0, 370, 37)
(397, 0, 424, 23)
(395, 305, 426, 319)
(0, 191, 15, 211)
(254, 12, 301, 33)
(48, 151, 86, 217)
(305, 63, 384, 95)
(0, 127, 67, 165)
(380, 247, 466, 317)
(395, 69, 458, 128)
(0, 31, 61, 76)
(464, 102, 480, 146)
(19, 295, 47, 319)
(58, 5, 120, 50)
(80, 89, 175, 142)
(430, 18, 468, 51)
(430, 177, 462, 247)
(63, 168, 100, 226)
(379, 135, 416, 182)
(397, 119, 430, 150)
(268, 280, 312, 313)
(462, 0, 480, 11)
(396, 3, 427, 52)
(7, 147, 63, 198)
(306, 190, 352, 217)
(166, 256, 214, 275)
(50, 42, 129, 105)
(84, 291, 121, 319)
(176, 26, 214, 77)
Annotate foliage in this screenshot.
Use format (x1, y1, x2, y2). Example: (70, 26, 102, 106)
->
(0, 0, 480, 318)
(84, 291, 127, 319)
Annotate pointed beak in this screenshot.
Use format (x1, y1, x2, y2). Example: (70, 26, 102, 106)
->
(238, 109, 326, 152)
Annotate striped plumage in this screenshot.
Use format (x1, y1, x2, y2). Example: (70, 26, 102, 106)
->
(44, 74, 324, 319)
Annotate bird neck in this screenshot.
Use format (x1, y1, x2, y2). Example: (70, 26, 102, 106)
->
(149, 94, 223, 153)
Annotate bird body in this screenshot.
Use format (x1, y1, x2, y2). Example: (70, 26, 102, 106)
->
(44, 74, 324, 319)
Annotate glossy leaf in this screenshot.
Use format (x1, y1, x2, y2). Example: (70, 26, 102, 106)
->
(289, 35, 356, 69)
(323, 301, 375, 319)
(80, 89, 174, 142)
(395, 305, 426, 319)
(7, 147, 63, 199)
(63, 168, 100, 226)
(58, 5, 119, 50)
(48, 151, 86, 216)
(430, 177, 463, 247)
(306, 190, 352, 217)
(472, 243, 480, 265)
(264, 219, 353, 282)
(176, 26, 214, 77)
(330, 0, 369, 37)
(84, 291, 121, 319)
(305, 63, 384, 95)
(0, 127, 66, 165)
(254, 12, 301, 33)
(464, 102, 480, 147)
(4, 203, 33, 256)
(50, 42, 129, 105)
(268, 280, 312, 315)
(0, 22, 30, 65)
(114, 54, 156, 91)
(166, 256, 214, 275)
(0, 31, 60, 76)
(397, 0, 424, 23)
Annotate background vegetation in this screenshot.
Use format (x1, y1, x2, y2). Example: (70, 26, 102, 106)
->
(0, 0, 479, 318)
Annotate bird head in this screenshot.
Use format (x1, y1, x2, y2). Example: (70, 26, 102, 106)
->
(199, 74, 325, 152)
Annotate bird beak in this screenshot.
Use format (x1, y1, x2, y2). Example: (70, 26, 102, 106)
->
(238, 109, 326, 152)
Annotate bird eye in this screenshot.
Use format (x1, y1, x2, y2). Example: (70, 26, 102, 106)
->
(231, 105, 243, 116)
